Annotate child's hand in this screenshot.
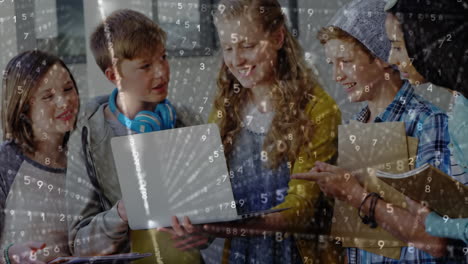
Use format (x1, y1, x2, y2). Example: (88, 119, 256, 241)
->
(158, 216, 212, 251)
(8, 241, 46, 264)
(202, 218, 268, 237)
(292, 161, 365, 208)
(117, 200, 128, 223)
(201, 212, 290, 237)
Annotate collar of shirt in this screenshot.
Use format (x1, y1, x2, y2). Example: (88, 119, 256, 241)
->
(354, 81, 413, 123)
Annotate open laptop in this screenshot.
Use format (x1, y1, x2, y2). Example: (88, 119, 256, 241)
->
(111, 124, 288, 230)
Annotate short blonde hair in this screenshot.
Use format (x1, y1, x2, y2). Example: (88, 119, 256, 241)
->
(90, 9, 167, 73)
(317, 26, 374, 61)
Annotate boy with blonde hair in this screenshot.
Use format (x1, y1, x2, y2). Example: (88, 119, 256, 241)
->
(66, 9, 203, 264)
(294, 0, 453, 263)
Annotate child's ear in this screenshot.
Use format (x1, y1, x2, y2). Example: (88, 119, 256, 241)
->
(104, 67, 120, 85)
(272, 26, 285, 50)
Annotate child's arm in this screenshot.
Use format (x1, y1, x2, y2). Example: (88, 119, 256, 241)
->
(66, 128, 129, 256)
(358, 188, 448, 257)
(0, 172, 8, 264)
(293, 163, 448, 258)
(0, 150, 46, 264)
(425, 212, 468, 245)
(415, 112, 451, 174)
(1, 172, 7, 244)
(406, 198, 468, 245)
(271, 88, 341, 232)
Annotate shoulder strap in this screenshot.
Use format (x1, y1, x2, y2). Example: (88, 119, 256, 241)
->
(81, 126, 111, 210)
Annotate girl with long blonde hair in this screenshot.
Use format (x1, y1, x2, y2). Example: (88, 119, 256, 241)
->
(168, 0, 341, 263)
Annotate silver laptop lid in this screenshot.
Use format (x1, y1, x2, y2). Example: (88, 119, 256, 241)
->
(111, 124, 240, 229)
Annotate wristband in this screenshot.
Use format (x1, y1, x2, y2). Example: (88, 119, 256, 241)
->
(358, 192, 373, 224)
(358, 192, 381, 228)
(368, 194, 381, 228)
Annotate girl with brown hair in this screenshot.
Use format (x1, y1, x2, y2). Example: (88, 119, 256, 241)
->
(0, 50, 79, 264)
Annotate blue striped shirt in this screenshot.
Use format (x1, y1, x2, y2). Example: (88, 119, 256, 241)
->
(348, 81, 457, 264)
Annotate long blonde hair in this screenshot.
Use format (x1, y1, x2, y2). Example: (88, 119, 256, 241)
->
(213, 0, 318, 168)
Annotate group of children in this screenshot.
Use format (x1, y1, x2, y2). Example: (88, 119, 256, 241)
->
(0, 0, 466, 263)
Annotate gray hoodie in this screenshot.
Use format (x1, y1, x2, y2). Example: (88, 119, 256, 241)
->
(65, 94, 196, 263)
(66, 95, 130, 256)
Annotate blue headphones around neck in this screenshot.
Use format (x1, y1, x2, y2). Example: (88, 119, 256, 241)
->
(108, 88, 176, 133)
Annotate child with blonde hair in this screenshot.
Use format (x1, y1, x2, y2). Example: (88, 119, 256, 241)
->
(167, 0, 342, 263)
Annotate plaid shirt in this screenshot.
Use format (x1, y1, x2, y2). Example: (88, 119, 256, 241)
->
(353, 81, 451, 174)
(347, 81, 459, 264)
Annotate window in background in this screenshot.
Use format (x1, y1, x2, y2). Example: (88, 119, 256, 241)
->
(36, 0, 86, 64)
(278, 0, 299, 38)
(153, 0, 218, 57)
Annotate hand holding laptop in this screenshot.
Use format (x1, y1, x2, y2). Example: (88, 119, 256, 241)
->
(201, 210, 289, 237)
(162, 210, 289, 250)
(158, 216, 212, 251)
(116, 200, 128, 223)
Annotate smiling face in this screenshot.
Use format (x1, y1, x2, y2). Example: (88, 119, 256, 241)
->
(324, 38, 389, 103)
(110, 45, 170, 105)
(28, 63, 79, 139)
(216, 16, 283, 89)
(385, 14, 427, 85)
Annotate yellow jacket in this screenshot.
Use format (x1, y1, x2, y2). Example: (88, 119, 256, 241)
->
(208, 85, 342, 264)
